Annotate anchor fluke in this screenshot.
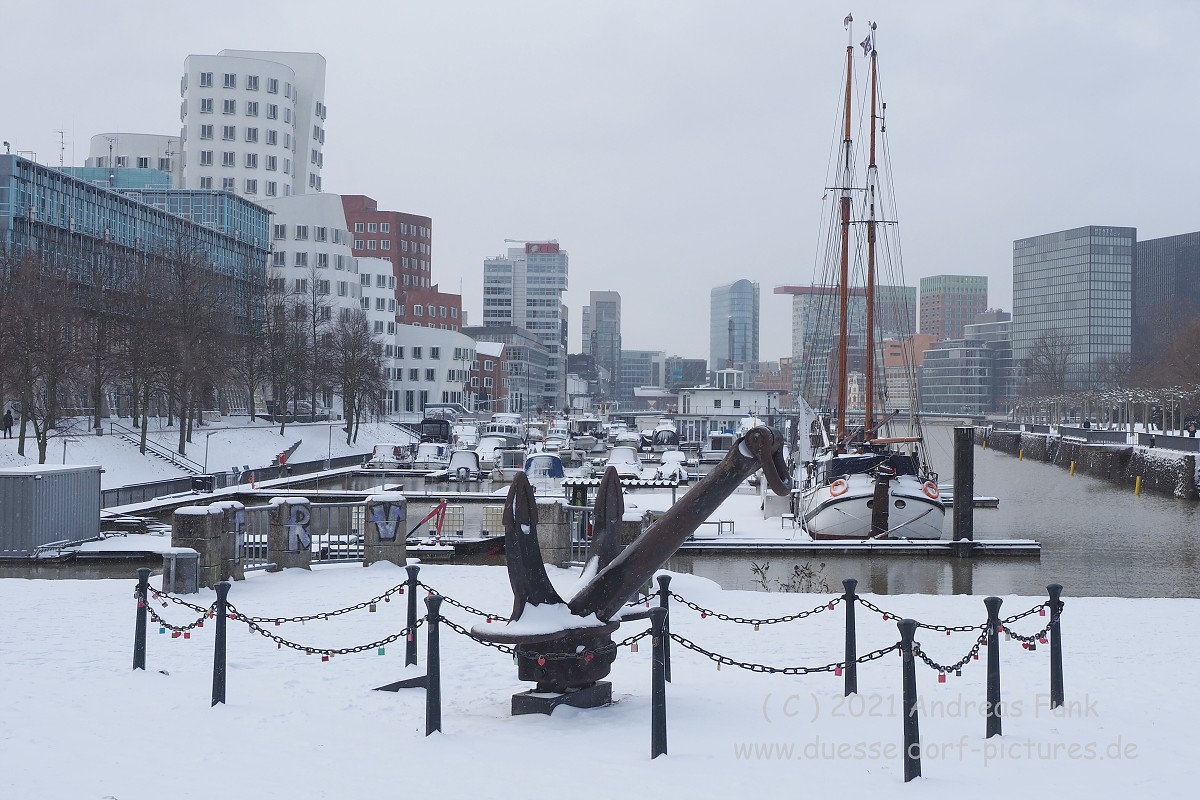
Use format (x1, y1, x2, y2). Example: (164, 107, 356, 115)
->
(503, 471, 563, 620)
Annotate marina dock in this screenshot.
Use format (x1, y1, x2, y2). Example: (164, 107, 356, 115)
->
(678, 538, 1040, 556)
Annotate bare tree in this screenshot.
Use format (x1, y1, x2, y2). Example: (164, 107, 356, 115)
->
(296, 264, 334, 422)
(328, 308, 387, 445)
(1021, 328, 1076, 397)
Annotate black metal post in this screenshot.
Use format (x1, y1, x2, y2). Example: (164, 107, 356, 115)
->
(1048, 583, 1065, 709)
(898, 618, 921, 782)
(133, 567, 150, 671)
(984, 595, 1003, 738)
(953, 426, 975, 554)
(650, 606, 668, 759)
(424, 594, 443, 735)
(211, 581, 231, 706)
(656, 574, 672, 683)
(405, 563, 420, 667)
(842, 578, 858, 696)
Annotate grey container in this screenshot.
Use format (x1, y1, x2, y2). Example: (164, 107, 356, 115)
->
(0, 465, 102, 555)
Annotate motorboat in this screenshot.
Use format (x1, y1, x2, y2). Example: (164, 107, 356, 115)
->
(475, 434, 521, 469)
(603, 445, 643, 479)
(366, 443, 412, 469)
(483, 412, 526, 442)
(653, 450, 690, 483)
(651, 419, 680, 452)
(523, 453, 566, 493)
(411, 441, 451, 471)
(701, 431, 736, 464)
(490, 448, 528, 483)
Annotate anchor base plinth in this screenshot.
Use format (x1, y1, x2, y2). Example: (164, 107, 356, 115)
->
(512, 681, 612, 716)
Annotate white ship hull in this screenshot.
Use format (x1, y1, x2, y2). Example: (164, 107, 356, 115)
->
(800, 472, 945, 540)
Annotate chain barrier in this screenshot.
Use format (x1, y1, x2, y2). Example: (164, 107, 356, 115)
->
(147, 586, 212, 615)
(1002, 602, 1051, 625)
(912, 632, 987, 675)
(669, 591, 842, 626)
(1001, 619, 1053, 645)
(226, 601, 426, 656)
(418, 582, 511, 622)
(855, 596, 984, 633)
(145, 601, 215, 634)
(235, 582, 409, 624)
(667, 631, 900, 675)
(439, 616, 653, 664)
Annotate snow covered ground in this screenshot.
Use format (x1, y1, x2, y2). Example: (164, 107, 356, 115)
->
(2, 561, 1193, 797)
(0, 417, 405, 488)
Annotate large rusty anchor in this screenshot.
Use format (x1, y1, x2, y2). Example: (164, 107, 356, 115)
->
(472, 426, 790, 707)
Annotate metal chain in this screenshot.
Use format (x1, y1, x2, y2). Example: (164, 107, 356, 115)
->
(912, 633, 987, 674)
(440, 616, 653, 663)
(1002, 602, 1052, 625)
(418, 582, 511, 621)
(146, 602, 214, 633)
(146, 586, 211, 614)
(1001, 619, 1053, 644)
(236, 581, 409, 624)
(227, 600, 426, 655)
(667, 631, 899, 675)
(669, 591, 842, 626)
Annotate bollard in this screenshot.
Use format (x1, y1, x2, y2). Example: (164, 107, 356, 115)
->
(424, 594, 443, 735)
(984, 596, 1003, 738)
(1069, 460, 1076, 477)
(133, 567, 150, 671)
(842, 578, 858, 696)
(211, 581, 231, 706)
(1134, 475, 1143, 496)
(650, 606, 668, 759)
(656, 574, 672, 683)
(953, 426, 975, 545)
(405, 563, 421, 667)
(1048, 583, 1065, 709)
(898, 619, 921, 782)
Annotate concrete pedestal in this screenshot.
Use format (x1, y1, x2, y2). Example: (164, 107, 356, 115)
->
(161, 548, 200, 594)
(171, 505, 224, 588)
(211, 500, 246, 581)
(365, 492, 407, 566)
(268, 497, 312, 571)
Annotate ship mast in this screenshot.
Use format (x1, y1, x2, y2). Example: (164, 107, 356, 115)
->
(865, 26, 878, 440)
(835, 27, 854, 452)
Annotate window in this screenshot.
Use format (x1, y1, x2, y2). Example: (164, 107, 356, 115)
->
(413, 347, 423, 359)
(376, 298, 386, 311)
(313, 124, 321, 141)
(222, 151, 235, 166)
(484, 360, 494, 370)
(388, 299, 396, 312)
(388, 276, 395, 289)
(380, 240, 391, 250)
(414, 305, 423, 316)
(294, 252, 308, 267)
(199, 176, 213, 189)
(158, 157, 171, 171)
(310, 149, 318, 164)
(361, 297, 370, 310)
(245, 127, 258, 143)
(196, 149, 213, 167)
(246, 101, 258, 117)
(221, 125, 235, 140)
(374, 321, 385, 334)
(317, 253, 328, 269)
(367, 222, 378, 233)
(295, 225, 308, 240)
(427, 305, 436, 317)
(367, 240, 377, 250)
(354, 239, 365, 249)
(266, 181, 277, 197)
(266, 104, 278, 120)
(247, 75, 259, 91)
(294, 278, 307, 293)
(244, 179, 257, 194)
(337, 281, 347, 297)
(733, 399, 741, 409)
(273, 224, 287, 240)
(713, 399, 722, 409)
(200, 124, 214, 140)
(245, 153, 257, 168)
(266, 155, 277, 171)
(266, 129, 277, 145)
(223, 73, 237, 88)
(283, 157, 291, 174)
(222, 99, 236, 114)
(199, 72, 213, 88)
(380, 222, 390, 233)
(354, 223, 365, 233)
(267, 77, 278, 94)
(221, 177, 235, 190)
(451, 308, 458, 319)
(439, 306, 446, 318)
(424, 369, 436, 382)
(284, 108, 292, 124)
(200, 98, 213, 113)
(360, 274, 371, 286)
(387, 322, 395, 335)
(376, 274, 387, 287)
(317, 280, 330, 295)
(272, 251, 286, 267)
(484, 377, 494, 388)
(315, 227, 327, 242)
(430, 347, 441, 360)
(409, 369, 419, 381)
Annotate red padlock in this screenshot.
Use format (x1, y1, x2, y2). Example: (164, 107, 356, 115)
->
(938, 673, 947, 683)
(537, 656, 546, 667)
(835, 666, 843, 677)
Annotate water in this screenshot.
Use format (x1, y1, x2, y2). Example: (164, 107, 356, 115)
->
(667, 424, 1200, 598)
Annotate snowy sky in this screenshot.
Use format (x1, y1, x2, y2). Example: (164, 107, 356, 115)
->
(4, 1, 1197, 362)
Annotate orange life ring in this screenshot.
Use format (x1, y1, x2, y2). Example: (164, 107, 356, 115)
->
(922, 481, 940, 500)
(829, 478, 849, 497)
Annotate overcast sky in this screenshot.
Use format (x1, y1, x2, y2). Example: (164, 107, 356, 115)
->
(5, 1, 1197, 362)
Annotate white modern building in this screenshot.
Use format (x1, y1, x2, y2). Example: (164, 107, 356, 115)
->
(85, 132, 182, 186)
(392, 325, 476, 416)
(179, 50, 327, 199)
(482, 241, 568, 410)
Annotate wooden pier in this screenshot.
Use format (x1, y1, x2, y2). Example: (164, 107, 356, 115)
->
(678, 538, 1040, 557)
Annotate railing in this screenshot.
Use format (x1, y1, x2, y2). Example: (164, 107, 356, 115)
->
(109, 421, 205, 474)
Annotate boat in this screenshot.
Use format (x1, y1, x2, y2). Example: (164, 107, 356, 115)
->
(650, 419, 680, 452)
(523, 452, 567, 494)
(603, 445, 643, 479)
(427, 449, 483, 483)
(568, 415, 604, 451)
(366, 443, 413, 469)
(475, 434, 522, 469)
(701, 431, 736, 464)
(410, 441, 451, 471)
(489, 447, 528, 483)
(793, 20, 945, 541)
(483, 412, 526, 442)
(652, 450, 690, 483)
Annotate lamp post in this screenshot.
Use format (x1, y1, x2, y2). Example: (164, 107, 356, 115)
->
(325, 422, 335, 470)
(203, 430, 219, 474)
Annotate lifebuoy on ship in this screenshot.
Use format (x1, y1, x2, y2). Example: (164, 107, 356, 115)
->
(829, 478, 849, 497)
(922, 481, 940, 499)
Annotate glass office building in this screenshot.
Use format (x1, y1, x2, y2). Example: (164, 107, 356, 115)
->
(1132, 231, 1200, 362)
(1012, 225, 1134, 390)
(710, 279, 760, 373)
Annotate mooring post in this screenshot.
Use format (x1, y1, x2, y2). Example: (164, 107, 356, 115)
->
(650, 606, 668, 759)
(133, 567, 150, 671)
(211, 581, 231, 706)
(953, 426, 975, 556)
(1048, 583, 1065, 709)
(424, 594, 443, 735)
(898, 618, 921, 782)
(656, 574, 672, 683)
(405, 563, 420, 666)
(984, 595, 1003, 738)
(842, 578, 858, 696)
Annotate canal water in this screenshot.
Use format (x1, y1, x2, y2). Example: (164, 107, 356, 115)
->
(668, 424, 1200, 598)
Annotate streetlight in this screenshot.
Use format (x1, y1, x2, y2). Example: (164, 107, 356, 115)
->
(203, 430, 219, 474)
(325, 422, 336, 470)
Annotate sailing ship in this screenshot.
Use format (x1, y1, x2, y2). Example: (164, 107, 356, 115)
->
(794, 19, 945, 541)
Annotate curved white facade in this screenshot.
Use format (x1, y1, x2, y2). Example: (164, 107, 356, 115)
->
(85, 132, 182, 185)
(180, 50, 326, 200)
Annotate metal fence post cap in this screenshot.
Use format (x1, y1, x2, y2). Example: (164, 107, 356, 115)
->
(424, 594, 443, 614)
(842, 577, 858, 597)
(656, 574, 672, 591)
(215, 581, 232, 600)
(1047, 584, 1063, 603)
(984, 596, 1003, 616)
(406, 563, 421, 579)
(897, 618, 918, 643)
(649, 606, 667, 629)
(137, 567, 151, 582)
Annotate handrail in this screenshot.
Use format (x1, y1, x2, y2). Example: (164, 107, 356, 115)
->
(109, 422, 205, 474)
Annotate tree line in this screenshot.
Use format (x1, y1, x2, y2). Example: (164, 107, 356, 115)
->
(0, 231, 387, 464)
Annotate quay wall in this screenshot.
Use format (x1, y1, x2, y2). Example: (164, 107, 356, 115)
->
(980, 429, 1198, 500)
